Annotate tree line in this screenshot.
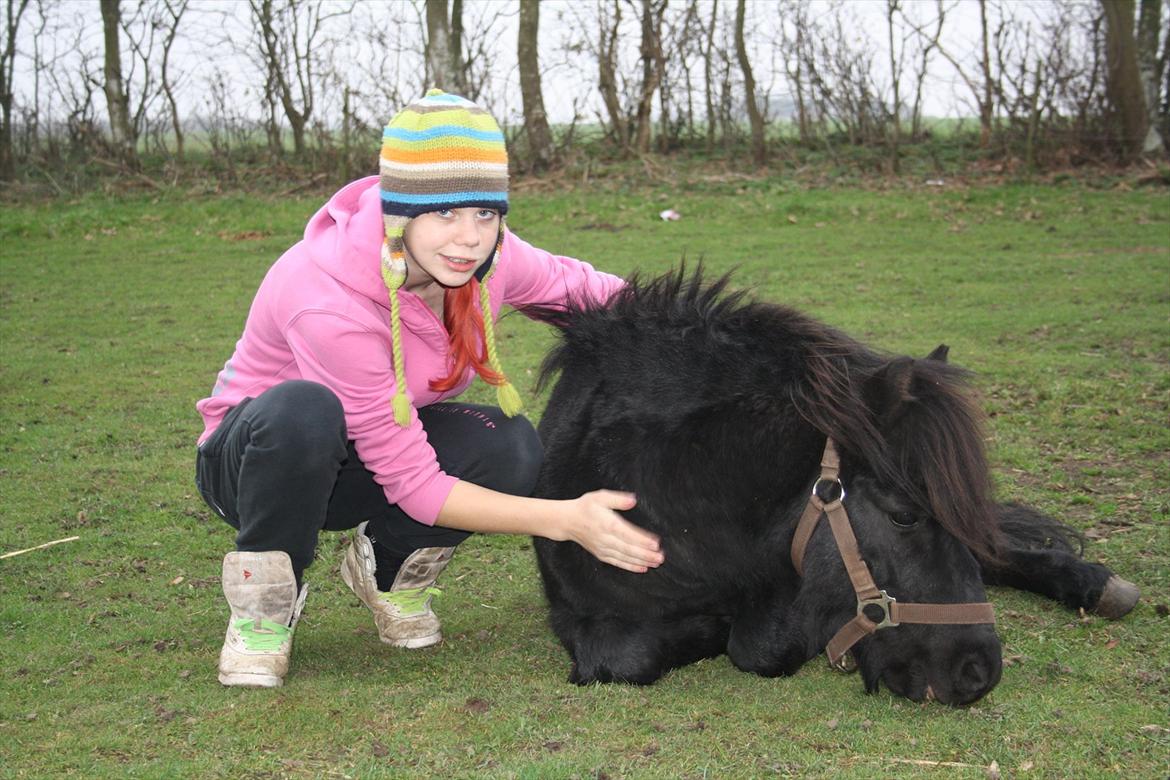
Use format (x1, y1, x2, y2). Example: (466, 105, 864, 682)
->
(1, 0, 1167, 189)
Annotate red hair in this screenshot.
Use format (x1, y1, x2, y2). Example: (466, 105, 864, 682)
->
(429, 279, 506, 392)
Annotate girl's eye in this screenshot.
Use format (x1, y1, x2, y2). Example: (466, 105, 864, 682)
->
(433, 209, 454, 218)
(477, 209, 498, 220)
(890, 511, 919, 528)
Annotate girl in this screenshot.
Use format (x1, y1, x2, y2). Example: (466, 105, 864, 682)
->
(195, 90, 664, 688)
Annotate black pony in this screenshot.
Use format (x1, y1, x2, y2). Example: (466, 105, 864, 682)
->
(529, 269, 1138, 706)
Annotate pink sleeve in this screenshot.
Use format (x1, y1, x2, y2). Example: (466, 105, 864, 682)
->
(285, 310, 457, 524)
(497, 229, 625, 308)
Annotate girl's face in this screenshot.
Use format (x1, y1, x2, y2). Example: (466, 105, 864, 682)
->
(402, 207, 500, 291)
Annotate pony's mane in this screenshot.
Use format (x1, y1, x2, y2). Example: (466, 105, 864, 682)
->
(529, 267, 1001, 559)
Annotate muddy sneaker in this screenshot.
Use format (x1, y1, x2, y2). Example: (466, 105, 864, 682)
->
(218, 551, 307, 688)
(341, 522, 454, 648)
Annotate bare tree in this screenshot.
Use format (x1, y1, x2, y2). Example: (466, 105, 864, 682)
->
(885, 0, 903, 172)
(630, 0, 665, 154)
(798, 6, 884, 146)
(1135, 0, 1165, 151)
(932, 0, 999, 147)
(455, 1, 508, 102)
(901, 1, 946, 140)
(100, 0, 138, 167)
(518, 0, 554, 171)
(1101, 0, 1149, 160)
(158, 0, 188, 161)
(778, 1, 812, 144)
(734, 0, 765, 165)
(15, 0, 49, 162)
(597, 0, 629, 151)
(118, 1, 172, 157)
(250, 0, 345, 158)
(702, 0, 719, 149)
(1, 0, 29, 179)
(349, 0, 424, 129)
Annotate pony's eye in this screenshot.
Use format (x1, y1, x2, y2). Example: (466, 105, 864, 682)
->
(890, 511, 919, 528)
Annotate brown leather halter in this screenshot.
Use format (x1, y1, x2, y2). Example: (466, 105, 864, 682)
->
(790, 438, 996, 671)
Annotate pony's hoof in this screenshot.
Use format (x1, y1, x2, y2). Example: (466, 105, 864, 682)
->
(1091, 575, 1140, 619)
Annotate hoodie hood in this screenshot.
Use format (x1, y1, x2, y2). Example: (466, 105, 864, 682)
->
(304, 176, 390, 309)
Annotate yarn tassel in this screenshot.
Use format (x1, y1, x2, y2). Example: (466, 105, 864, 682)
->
(392, 392, 413, 428)
(495, 381, 523, 417)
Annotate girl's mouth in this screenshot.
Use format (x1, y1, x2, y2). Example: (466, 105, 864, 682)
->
(442, 255, 478, 271)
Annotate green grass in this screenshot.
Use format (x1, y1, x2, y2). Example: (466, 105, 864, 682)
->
(1, 177, 1168, 778)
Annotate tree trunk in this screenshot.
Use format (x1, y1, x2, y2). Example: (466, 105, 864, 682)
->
(703, 0, 717, 150)
(1, 0, 30, 180)
(632, 0, 665, 154)
(426, 0, 459, 92)
(99, 0, 138, 168)
(792, 10, 810, 144)
(886, 0, 901, 174)
(1136, 0, 1165, 152)
(1101, 0, 1150, 160)
(734, 0, 765, 166)
(518, 0, 554, 171)
(450, 0, 464, 93)
(977, 0, 994, 148)
(598, 0, 628, 151)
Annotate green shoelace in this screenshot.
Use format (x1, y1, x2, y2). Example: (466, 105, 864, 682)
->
(232, 618, 291, 652)
(379, 586, 441, 616)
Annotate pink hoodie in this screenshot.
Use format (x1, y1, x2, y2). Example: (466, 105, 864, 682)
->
(196, 176, 623, 524)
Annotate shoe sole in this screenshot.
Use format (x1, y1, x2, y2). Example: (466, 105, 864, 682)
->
(219, 671, 283, 688)
(385, 632, 442, 649)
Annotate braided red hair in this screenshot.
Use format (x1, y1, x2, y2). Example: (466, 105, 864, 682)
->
(429, 279, 506, 393)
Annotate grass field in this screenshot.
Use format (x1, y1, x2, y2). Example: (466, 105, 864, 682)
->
(1, 174, 1168, 778)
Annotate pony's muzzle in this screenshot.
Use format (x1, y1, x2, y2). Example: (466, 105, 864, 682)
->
(945, 644, 1003, 705)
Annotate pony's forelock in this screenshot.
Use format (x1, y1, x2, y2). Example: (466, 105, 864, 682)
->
(887, 361, 1003, 562)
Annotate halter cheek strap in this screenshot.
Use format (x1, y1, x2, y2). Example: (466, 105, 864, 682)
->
(791, 438, 997, 670)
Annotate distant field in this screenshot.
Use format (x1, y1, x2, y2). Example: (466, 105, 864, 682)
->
(1, 177, 1167, 778)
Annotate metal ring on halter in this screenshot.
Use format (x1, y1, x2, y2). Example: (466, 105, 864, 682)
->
(858, 590, 900, 629)
(812, 477, 845, 503)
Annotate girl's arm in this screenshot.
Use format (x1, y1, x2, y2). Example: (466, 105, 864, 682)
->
(496, 229, 625, 309)
(435, 481, 664, 574)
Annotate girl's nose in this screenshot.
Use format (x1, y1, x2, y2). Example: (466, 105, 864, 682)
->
(454, 212, 480, 246)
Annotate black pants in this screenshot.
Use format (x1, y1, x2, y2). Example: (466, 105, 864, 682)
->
(194, 380, 543, 578)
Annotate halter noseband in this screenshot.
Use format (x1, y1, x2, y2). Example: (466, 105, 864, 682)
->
(790, 438, 996, 671)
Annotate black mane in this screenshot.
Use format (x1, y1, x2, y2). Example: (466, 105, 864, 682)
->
(529, 267, 1000, 559)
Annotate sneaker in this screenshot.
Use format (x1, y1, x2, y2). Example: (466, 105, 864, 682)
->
(218, 551, 307, 688)
(341, 522, 454, 648)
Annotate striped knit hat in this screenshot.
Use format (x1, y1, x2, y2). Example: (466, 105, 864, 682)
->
(380, 89, 520, 427)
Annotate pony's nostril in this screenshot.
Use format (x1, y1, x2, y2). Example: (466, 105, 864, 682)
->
(960, 658, 988, 688)
(951, 653, 999, 703)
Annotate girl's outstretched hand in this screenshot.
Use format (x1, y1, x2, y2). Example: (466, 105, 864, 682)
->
(562, 490, 664, 573)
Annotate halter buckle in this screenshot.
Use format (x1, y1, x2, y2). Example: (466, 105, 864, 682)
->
(858, 590, 899, 629)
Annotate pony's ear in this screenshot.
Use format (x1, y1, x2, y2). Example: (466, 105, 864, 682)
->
(867, 356, 918, 420)
(925, 344, 950, 363)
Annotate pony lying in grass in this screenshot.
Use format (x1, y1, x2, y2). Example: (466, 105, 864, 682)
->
(528, 269, 1138, 706)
